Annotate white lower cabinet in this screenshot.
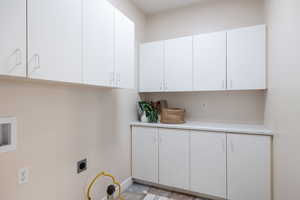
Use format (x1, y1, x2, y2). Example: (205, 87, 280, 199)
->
(227, 134, 271, 200)
(159, 129, 190, 190)
(132, 126, 271, 200)
(190, 131, 227, 198)
(132, 127, 158, 183)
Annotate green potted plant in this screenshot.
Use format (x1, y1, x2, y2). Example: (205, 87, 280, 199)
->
(138, 101, 159, 123)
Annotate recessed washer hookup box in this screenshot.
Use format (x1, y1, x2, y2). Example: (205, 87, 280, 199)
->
(0, 117, 17, 153)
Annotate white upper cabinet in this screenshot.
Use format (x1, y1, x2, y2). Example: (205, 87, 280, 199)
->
(139, 42, 164, 92)
(193, 32, 227, 91)
(159, 128, 190, 190)
(115, 9, 135, 89)
(164, 36, 193, 91)
(27, 0, 82, 83)
(139, 25, 266, 92)
(83, 0, 114, 87)
(1, 0, 135, 88)
(227, 25, 266, 90)
(83, 1, 135, 88)
(0, 0, 26, 77)
(191, 131, 227, 198)
(227, 134, 271, 200)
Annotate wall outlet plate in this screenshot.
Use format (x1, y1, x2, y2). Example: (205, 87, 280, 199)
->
(77, 159, 87, 174)
(19, 168, 29, 184)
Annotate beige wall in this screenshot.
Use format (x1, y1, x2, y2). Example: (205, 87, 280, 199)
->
(145, 0, 265, 42)
(264, 0, 300, 199)
(145, 91, 266, 124)
(4, 0, 299, 199)
(0, 1, 146, 200)
(143, 0, 266, 124)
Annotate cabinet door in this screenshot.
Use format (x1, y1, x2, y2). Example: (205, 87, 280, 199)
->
(227, 25, 266, 90)
(193, 32, 227, 91)
(28, 0, 82, 83)
(132, 127, 158, 183)
(0, 0, 26, 77)
(227, 134, 271, 200)
(165, 36, 193, 91)
(83, 0, 114, 86)
(190, 131, 227, 198)
(139, 42, 164, 92)
(115, 9, 135, 89)
(159, 128, 189, 189)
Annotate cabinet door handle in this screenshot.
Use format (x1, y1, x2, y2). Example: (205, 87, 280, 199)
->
(230, 140, 234, 152)
(109, 72, 114, 86)
(159, 136, 162, 144)
(28, 54, 40, 75)
(222, 139, 226, 152)
(7, 48, 22, 73)
(222, 80, 225, 89)
(153, 136, 157, 144)
(116, 73, 121, 87)
(230, 80, 233, 89)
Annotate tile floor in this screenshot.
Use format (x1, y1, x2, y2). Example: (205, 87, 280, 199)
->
(122, 183, 210, 200)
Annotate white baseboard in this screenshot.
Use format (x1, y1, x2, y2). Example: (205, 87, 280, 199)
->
(101, 177, 133, 200)
(121, 176, 134, 192)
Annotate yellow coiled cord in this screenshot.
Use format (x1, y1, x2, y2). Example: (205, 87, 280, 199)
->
(86, 171, 125, 200)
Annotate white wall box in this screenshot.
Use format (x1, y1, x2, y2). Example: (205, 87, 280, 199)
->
(132, 125, 271, 200)
(83, 0, 114, 87)
(27, 0, 82, 83)
(132, 127, 159, 183)
(227, 134, 271, 200)
(0, 117, 17, 153)
(164, 36, 193, 91)
(139, 41, 164, 92)
(227, 25, 266, 90)
(193, 32, 227, 91)
(190, 131, 227, 198)
(139, 25, 266, 92)
(159, 128, 190, 189)
(0, 0, 26, 77)
(114, 8, 135, 89)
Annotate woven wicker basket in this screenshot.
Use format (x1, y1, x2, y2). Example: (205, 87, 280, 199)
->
(161, 108, 185, 124)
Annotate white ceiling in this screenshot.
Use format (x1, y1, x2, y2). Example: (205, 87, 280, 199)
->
(131, 0, 206, 14)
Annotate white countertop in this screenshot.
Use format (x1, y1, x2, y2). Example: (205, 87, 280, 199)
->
(130, 121, 273, 136)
